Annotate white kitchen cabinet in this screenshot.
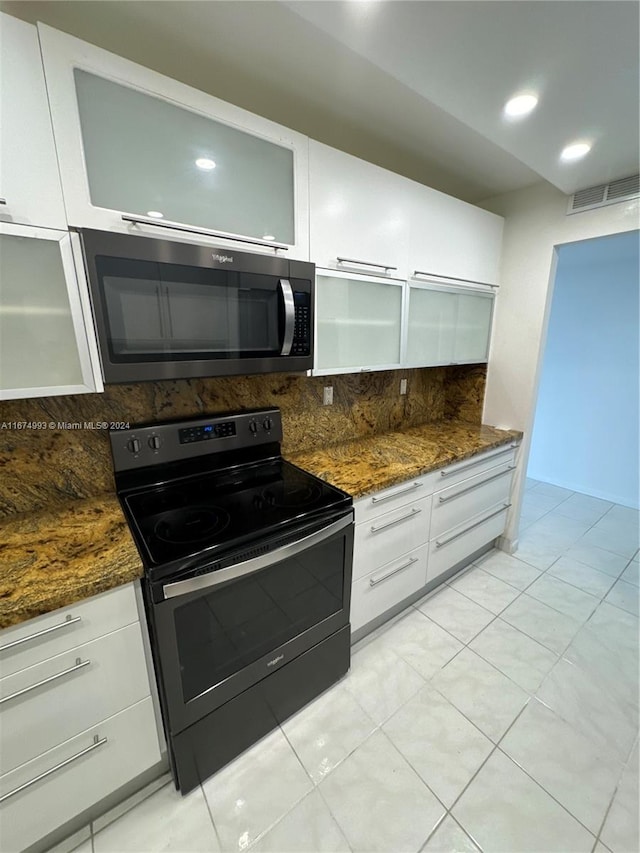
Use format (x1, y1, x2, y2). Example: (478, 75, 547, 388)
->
(309, 141, 411, 277)
(408, 179, 503, 286)
(0, 14, 67, 230)
(427, 445, 518, 584)
(0, 224, 103, 401)
(0, 583, 162, 852)
(404, 278, 495, 367)
(314, 269, 405, 375)
(350, 443, 519, 638)
(37, 24, 310, 259)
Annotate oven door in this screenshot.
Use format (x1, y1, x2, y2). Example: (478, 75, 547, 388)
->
(147, 511, 353, 735)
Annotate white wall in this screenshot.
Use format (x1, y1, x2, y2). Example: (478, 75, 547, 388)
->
(528, 232, 639, 507)
(481, 181, 640, 548)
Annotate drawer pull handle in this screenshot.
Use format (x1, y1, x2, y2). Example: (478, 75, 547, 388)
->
(440, 447, 514, 479)
(412, 270, 498, 289)
(0, 615, 81, 654)
(122, 214, 288, 251)
(0, 735, 107, 804)
(438, 466, 516, 504)
(0, 198, 7, 205)
(336, 257, 397, 273)
(435, 503, 511, 549)
(370, 557, 418, 587)
(371, 482, 423, 504)
(371, 507, 421, 533)
(0, 658, 90, 706)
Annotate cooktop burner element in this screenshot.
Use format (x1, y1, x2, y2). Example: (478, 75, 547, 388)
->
(260, 481, 322, 509)
(154, 506, 230, 544)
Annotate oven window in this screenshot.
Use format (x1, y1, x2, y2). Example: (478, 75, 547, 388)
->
(96, 256, 281, 361)
(174, 537, 346, 703)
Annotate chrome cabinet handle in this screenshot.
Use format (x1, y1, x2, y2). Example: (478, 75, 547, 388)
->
(279, 279, 294, 356)
(435, 503, 511, 549)
(336, 257, 397, 273)
(440, 447, 514, 479)
(438, 466, 516, 504)
(0, 658, 90, 706)
(121, 214, 288, 251)
(371, 482, 423, 504)
(370, 507, 421, 533)
(412, 270, 498, 288)
(0, 735, 107, 803)
(0, 615, 81, 654)
(369, 556, 418, 587)
(163, 514, 352, 600)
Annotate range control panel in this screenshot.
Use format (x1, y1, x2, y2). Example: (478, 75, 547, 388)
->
(110, 408, 282, 472)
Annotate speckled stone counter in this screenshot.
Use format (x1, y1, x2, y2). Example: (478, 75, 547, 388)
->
(287, 420, 522, 498)
(0, 495, 142, 628)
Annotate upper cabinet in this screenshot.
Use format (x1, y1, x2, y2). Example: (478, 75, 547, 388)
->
(408, 181, 503, 286)
(0, 14, 67, 230)
(309, 141, 411, 278)
(37, 25, 310, 259)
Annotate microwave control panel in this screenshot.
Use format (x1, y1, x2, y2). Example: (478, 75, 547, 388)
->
(292, 293, 311, 355)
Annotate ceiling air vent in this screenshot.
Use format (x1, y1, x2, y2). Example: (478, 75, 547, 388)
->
(568, 174, 640, 214)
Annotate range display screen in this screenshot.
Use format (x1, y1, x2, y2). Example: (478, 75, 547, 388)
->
(179, 421, 236, 444)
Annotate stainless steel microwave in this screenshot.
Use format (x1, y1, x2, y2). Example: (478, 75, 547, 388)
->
(76, 229, 314, 383)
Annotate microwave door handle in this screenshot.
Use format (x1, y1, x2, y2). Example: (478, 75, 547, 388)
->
(279, 279, 295, 356)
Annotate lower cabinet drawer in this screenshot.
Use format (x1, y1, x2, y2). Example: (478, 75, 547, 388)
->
(0, 583, 140, 679)
(351, 545, 428, 633)
(0, 622, 152, 775)
(434, 444, 517, 490)
(427, 502, 510, 584)
(353, 496, 431, 581)
(0, 697, 161, 853)
(430, 461, 514, 539)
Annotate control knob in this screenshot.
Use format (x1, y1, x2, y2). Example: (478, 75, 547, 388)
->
(249, 420, 259, 434)
(127, 438, 141, 454)
(263, 417, 273, 431)
(149, 436, 162, 450)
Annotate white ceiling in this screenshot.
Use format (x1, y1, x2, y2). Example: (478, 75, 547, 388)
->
(3, 0, 639, 203)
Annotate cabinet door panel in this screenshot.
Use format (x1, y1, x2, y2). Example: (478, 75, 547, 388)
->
(309, 141, 410, 276)
(0, 14, 66, 230)
(315, 273, 403, 373)
(408, 180, 503, 285)
(0, 225, 102, 400)
(454, 291, 494, 363)
(38, 25, 309, 258)
(405, 286, 456, 366)
(73, 69, 295, 246)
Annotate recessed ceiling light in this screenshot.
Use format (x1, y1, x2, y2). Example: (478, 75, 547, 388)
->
(147, 210, 164, 218)
(195, 157, 216, 171)
(503, 93, 538, 118)
(560, 142, 592, 162)
(262, 234, 275, 241)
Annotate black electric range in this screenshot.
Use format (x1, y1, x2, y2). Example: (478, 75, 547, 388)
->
(111, 407, 354, 794)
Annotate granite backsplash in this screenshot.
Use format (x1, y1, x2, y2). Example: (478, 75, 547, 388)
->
(0, 365, 486, 517)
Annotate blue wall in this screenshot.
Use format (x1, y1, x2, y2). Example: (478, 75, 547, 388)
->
(528, 230, 639, 508)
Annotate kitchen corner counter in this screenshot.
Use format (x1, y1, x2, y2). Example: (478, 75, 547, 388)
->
(287, 419, 522, 498)
(0, 495, 143, 629)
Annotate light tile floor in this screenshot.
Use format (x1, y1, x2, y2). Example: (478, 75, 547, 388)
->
(54, 483, 639, 853)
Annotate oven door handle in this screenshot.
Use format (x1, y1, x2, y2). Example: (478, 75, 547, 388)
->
(162, 514, 352, 600)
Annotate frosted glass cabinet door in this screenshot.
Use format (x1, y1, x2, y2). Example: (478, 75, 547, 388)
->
(315, 272, 403, 374)
(38, 25, 309, 258)
(0, 225, 102, 400)
(405, 286, 457, 366)
(454, 291, 494, 363)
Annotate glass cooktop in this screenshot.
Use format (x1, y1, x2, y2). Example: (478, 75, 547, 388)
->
(124, 458, 349, 567)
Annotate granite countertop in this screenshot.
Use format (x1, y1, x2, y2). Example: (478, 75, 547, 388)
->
(0, 418, 521, 630)
(0, 494, 143, 629)
(287, 419, 522, 498)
